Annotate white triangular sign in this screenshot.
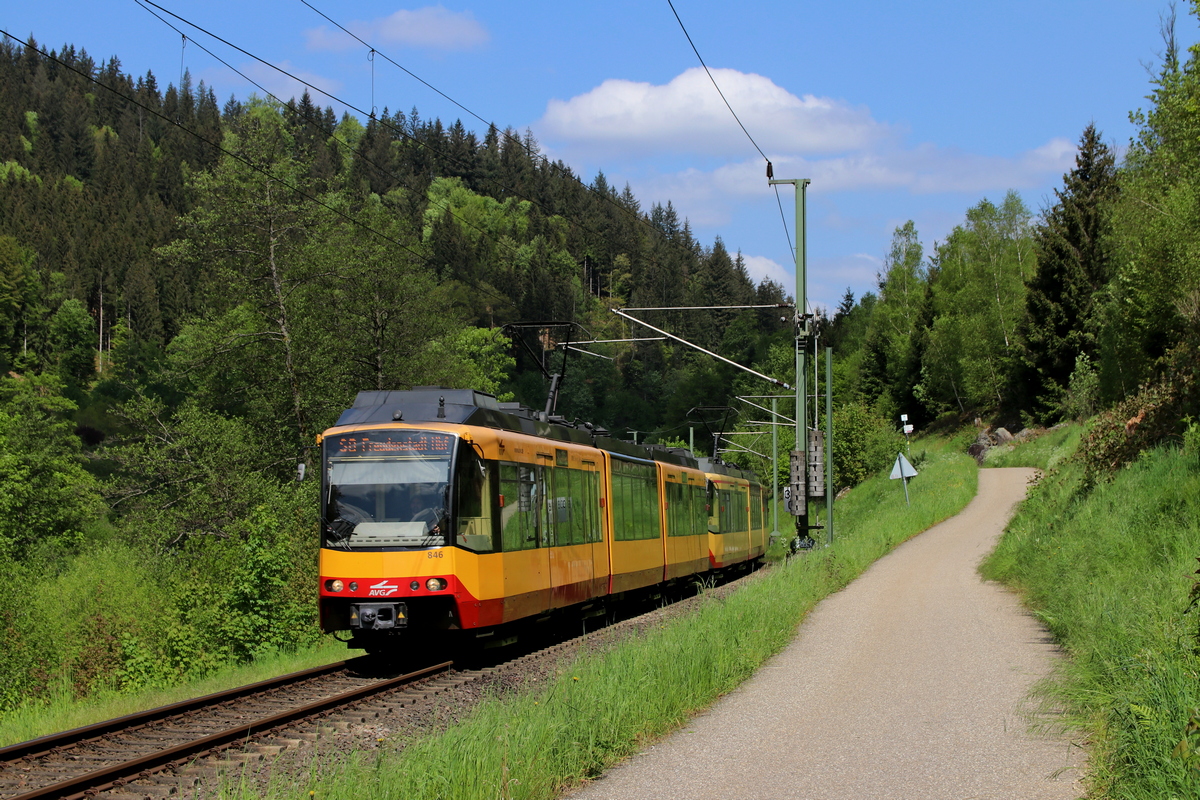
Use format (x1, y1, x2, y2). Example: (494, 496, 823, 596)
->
(890, 453, 918, 480)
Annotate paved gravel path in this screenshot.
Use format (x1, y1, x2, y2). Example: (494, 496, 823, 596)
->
(566, 467, 1085, 799)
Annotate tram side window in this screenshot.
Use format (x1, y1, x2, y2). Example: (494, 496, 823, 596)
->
(632, 470, 649, 539)
(561, 468, 587, 546)
(612, 471, 630, 541)
(537, 465, 554, 548)
(750, 485, 763, 531)
(454, 447, 497, 552)
(499, 463, 538, 551)
(646, 466, 663, 539)
(737, 487, 750, 534)
(716, 486, 749, 535)
(548, 465, 589, 548)
(707, 481, 719, 534)
(583, 469, 601, 543)
(664, 483, 679, 537)
(612, 459, 660, 541)
(650, 467, 663, 538)
(666, 482, 693, 538)
(691, 484, 707, 537)
(641, 465, 661, 539)
(722, 487, 748, 534)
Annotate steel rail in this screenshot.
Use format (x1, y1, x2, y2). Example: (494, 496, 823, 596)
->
(0, 659, 357, 763)
(3, 660, 450, 800)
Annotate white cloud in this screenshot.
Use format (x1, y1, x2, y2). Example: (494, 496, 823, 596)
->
(537, 68, 1077, 228)
(539, 67, 890, 158)
(758, 138, 1077, 196)
(742, 255, 792, 291)
(306, 7, 488, 52)
(618, 135, 1076, 228)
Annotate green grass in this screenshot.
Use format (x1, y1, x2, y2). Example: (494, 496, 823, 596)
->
(0, 640, 359, 747)
(251, 437, 978, 800)
(984, 423, 1081, 470)
(982, 440, 1200, 798)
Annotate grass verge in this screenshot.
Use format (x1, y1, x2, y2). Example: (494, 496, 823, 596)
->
(984, 424, 1081, 470)
(982, 437, 1200, 798)
(255, 439, 977, 800)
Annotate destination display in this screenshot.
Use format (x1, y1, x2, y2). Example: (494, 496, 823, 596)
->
(326, 430, 455, 458)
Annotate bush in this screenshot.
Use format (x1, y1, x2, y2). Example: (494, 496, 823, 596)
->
(0, 373, 105, 560)
(831, 402, 901, 490)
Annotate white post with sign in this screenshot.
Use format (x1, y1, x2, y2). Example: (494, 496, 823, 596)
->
(890, 452, 918, 506)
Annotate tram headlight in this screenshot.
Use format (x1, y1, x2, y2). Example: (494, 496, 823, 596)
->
(326, 579, 344, 592)
(426, 578, 447, 591)
(410, 581, 420, 591)
(349, 581, 358, 592)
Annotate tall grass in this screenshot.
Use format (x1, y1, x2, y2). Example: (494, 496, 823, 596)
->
(261, 440, 977, 800)
(984, 424, 1081, 469)
(982, 440, 1200, 798)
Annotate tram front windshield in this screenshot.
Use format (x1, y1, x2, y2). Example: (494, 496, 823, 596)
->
(323, 430, 455, 549)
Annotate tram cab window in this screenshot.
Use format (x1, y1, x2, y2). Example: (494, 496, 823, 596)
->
(324, 457, 450, 549)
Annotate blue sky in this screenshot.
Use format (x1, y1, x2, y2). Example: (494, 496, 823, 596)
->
(3, 1, 1192, 310)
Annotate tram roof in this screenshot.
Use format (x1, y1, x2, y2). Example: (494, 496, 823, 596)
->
(334, 387, 702, 469)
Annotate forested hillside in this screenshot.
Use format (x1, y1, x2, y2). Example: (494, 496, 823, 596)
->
(2, 9, 1199, 712)
(0, 35, 789, 706)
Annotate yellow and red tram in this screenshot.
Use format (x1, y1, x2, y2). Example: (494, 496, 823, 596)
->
(317, 388, 770, 653)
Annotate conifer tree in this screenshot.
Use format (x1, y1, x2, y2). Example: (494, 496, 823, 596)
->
(1017, 124, 1117, 417)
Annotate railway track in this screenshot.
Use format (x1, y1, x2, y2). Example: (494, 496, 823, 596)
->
(1, 568, 764, 800)
(0, 658, 458, 800)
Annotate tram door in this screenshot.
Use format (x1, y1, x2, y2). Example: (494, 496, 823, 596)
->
(499, 463, 549, 619)
(544, 458, 598, 608)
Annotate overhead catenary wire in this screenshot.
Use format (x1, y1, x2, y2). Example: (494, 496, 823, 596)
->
(0, 31, 429, 262)
(621, 304, 791, 312)
(736, 397, 796, 425)
(135, 0, 603, 255)
(301, 0, 494, 134)
(612, 307, 793, 391)
(665, 0, 769, 164)
(134, 4, 525, 258)
(561, 345, 613, 361)
(664, 0, 802, 307)
(143, 0, 788, 337)
(132, 0, 523, 314)
(298, 0, 764, 288)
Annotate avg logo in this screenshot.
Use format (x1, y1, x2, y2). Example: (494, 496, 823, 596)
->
(368, 580, 399, 597)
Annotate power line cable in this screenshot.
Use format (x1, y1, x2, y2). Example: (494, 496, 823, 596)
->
(301, 0, 494, 134)
(0, 30, 432, 276)
(142, 0, 687, 291)
(133, 0, 527, 309)
(664, 0, 801, 305)
(665, 0, 769, 164)
(141, 1, 777, 328)
(299, 0, 755, 283)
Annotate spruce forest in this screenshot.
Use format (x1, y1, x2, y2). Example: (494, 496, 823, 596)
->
(1, 19, 1198, 712)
